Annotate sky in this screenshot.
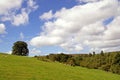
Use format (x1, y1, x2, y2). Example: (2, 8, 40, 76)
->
(0, 0, 120, 56)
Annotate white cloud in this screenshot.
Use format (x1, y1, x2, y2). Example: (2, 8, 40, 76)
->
(84, 16, 120, 50)
(40, 10, 53, 20)
(27, 0, 38, 10)
(12, 9, 29, 26)
(0, 0, 23, 15)
(77, 0, 101, 3)
(30, 36, 64, 47)
(102, 46, 120, 52)
(0, 0, 38, 26)
(60, 40, 83, 52)
(0, 23, 6, 34)
(104, 16, 120, 40)
(30, 0, 120, 52)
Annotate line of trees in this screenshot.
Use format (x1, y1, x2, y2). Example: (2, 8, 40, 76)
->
(35, 51, 120, 74)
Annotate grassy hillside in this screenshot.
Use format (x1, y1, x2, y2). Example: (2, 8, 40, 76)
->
(0, 53, 120, 80)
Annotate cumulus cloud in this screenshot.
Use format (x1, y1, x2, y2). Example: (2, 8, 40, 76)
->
(30, 36, 64, 47)
(77, 0, 101, 3)
(0, 23, 6, 34)
(30, 0, 120, 52)
(27, 0, 38, 11)
(11, 9, 29, 26)
(85, 16, 120, 48)
(60, 40, 83, 52)
(0, 0, 23, 15)
(104, 16, 120, 40)
(40, 10, 53, 20)
(0, 0, 38, 26)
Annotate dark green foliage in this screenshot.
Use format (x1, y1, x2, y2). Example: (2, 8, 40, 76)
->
(12, 41, 29, 56)
(73, 55, 83, 66)
(110, 52, 120, 74)
(89, 53, 92, 57)
(47, 53, 72, 63)
(58, 53, 70, 62)
(112, 52, 120, 65)
(99, 64, 111, 71)
(93, 51, 96, 56)
(110, 64, 120, 74)
(67, 58, 75, 66)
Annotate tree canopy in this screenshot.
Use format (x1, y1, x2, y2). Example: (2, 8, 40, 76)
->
(12, 41, 29, 56)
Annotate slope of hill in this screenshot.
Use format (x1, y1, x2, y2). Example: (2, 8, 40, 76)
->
(0, 53, 120, 80)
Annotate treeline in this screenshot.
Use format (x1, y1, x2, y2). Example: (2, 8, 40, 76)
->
(35, 51, 120, 74)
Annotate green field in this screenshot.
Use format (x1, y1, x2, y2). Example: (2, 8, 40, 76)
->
(0, 53, 120, 80)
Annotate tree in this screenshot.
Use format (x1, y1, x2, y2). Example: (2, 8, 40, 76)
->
(12, 41, 29, 56)
(100, 50, 104, 56)
(93, 51, 95, 56)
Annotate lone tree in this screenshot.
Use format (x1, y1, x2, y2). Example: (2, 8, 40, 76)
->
(12, 41, 29, 56)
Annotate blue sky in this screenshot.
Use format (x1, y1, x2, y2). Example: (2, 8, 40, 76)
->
(0, 0, 120, 56)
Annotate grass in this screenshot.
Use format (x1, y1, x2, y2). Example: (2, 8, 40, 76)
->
(0, 53, 120, 80)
